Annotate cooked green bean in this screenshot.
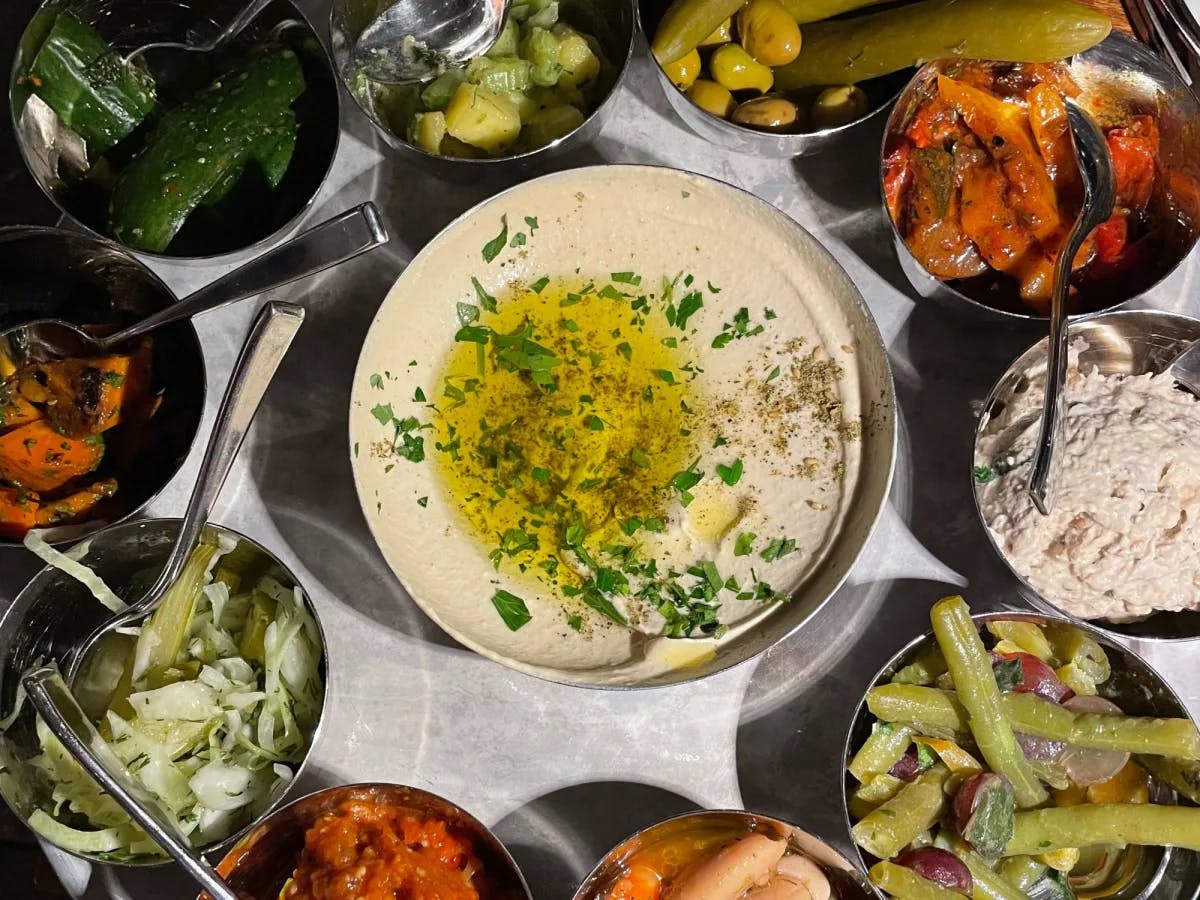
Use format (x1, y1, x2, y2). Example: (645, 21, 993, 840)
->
(1006, 804, 1200, 855)
(849, 773, 906, 818)
(995, 855, 1048, 891)
(930, 596, 1047, 808)
(1043, 623, 1110, 684)
(867, 684, 968, 736)
(1139, 756, 1200, 803)
(934, 835, 1028, 900)
(851, 765, 948, 859)
(869, 861, 966, 899)
(849, 721, 913, 781)
(1004, 692, 1200, 759)
(891, 643, 948, 686)
(985, 620, 1054, 663)
(1054, 661, 1097, 696)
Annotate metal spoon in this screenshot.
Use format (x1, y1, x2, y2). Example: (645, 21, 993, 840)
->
(60, 301, 304, 685)
(120, 0, 274, 65)
(1027, 99, 1116, 516)
(350, 0, 508, 84)
(24, 666, 244, 900)
(0, 203, 386, 365)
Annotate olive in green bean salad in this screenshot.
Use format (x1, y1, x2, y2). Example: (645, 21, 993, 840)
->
(846, 596, 1200, 899)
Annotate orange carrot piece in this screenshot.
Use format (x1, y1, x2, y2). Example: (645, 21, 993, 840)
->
(0, 419, 104, 492)
(34, 478, 118, 527)
(30, 349, 148, 438)
(0, 486, 38, 539)
(0, 381, 42, 430)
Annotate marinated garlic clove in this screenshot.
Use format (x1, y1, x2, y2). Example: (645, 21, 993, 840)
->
(809, 85, 869, 130)
(743, 878, 814, 900)
(774, 854, 831, 900)
(709, 44, 774, 94)
(731, 96, 800, 132)
(663, 48, 702, 90)
(687, 79, 736, 119)
(737, 0, 802, 66)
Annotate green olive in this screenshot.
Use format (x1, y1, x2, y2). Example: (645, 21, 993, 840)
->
(737, 0, 802, 66)
(731, 95, 800, 132)
(662, 48, 702, 90)
(687, 78, 736, 118)
(810, 85, 870, 129)
(709, 43, 774, 94)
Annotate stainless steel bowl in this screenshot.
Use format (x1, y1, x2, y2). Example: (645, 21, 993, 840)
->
(883, 32, 1200, 320)
(0, 519, 329, 866)
(637, 0, 908, 158)
(843, 610, 1200, 899)
(0, 225, 205, 548)
(204, 782, 532, 900)
(572, 809, 873, 900)
(973, 309, 1200, 641)
(10, 0, 341, 262)
(330, 0, 635, 176)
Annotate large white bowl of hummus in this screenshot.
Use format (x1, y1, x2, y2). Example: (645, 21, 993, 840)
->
(973, 309, 1200, 640)
(349, 165, 896, 686)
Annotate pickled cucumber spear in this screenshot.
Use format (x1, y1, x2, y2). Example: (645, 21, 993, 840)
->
(774, 0, 1112, 90)
(1006, 805, 1200, 855)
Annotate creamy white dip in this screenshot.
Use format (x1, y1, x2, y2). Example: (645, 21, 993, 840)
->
(976, 356, 1200, 621)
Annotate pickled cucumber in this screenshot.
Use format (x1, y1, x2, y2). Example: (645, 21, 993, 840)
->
(777, 0, 889, 24)
(774, 0, 1112, 90)
(652, 0, 749, 65)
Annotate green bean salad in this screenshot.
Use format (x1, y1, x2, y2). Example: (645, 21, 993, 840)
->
(846, 596, 1200, 900)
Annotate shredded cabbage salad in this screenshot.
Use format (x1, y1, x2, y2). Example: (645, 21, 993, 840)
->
(0, 532, 324, 859)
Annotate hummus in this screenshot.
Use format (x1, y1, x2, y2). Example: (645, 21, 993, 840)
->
(350, 166, 890, 684)
(976, 354, 1200, 621)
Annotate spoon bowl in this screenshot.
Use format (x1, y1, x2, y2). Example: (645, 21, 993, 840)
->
(350, 0, 508, 83)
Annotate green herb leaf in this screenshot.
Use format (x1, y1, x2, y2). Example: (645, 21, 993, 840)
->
(455, 325, 491, 343)
(524, 215, 539, 232)
(611, 271, 641, 285)
(371, 403, 394, 425)
(674, 291, 703, 331)
(531, 466, 551, 483)
(471, 276, 497, 312)
(417, 496, 429, 507)
(510, 232, 527, 248)
(413, 387, 426, 402)
(568, 615, 582, 631)
(973, 465, 997, 484)
(671, 459, 703, 507)
(369, 373, 384, 389)
(491, 589, 531, 631)
(766, 365, 782, 382)
(760, 537, 796, 562)
(764, 308, 777, 320)
(630, 447, 650, 468)
(734, 532, 756, 556)
(482, 215, 508, 263)
(716, 458, 743, 486)
(457, 302, 479, 324)
(530, 276, 550, 294)
(654, 369, 676, 385)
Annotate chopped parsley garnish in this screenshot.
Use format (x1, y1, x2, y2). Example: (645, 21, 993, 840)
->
(510, 231, 526, 248)
(974, 465, 998, 483)
(630, 447, 650, 468)
(471, 277, 497, 312)
(530, 276, 550, 293)
(734, 532, 756, 556)
(611, 271, 641, 285)
(712, 307, 765, 349)
(417, 496, 429, 507)
(671, 459, 703, 507)
(491, 589, 531, 631)
(455, 324, 490, 343)
(670, 290, 703, 331)
(616, 342, 633, 361)
(716, 458, 743, 486)
(457, 302, 479, 324)
(524, 215, 539, 232)
(369, 373, 384, 389)
(531, 466, 551, 483)
(766, 365, 782, 383)
(413, 387, 426, 402)
(654, 369, 677, 385)
(568, 615, 582, 631)
(584, 414, 605, 431)
(760, 537, 796, 562)
(482, 215, 508, 263)
(370, 403, 394, 425)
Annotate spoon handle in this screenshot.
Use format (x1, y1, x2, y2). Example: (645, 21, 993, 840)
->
(103, 203, 387, 348)
(210, 0, 276, 52)
(122, 301, 304, 623)
(23, 667, 244, 900)
(1027, 100, 1116, 515)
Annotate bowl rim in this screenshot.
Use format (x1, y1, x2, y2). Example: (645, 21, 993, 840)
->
(570, 806, 872, 900)
(838, 608, 1197, 899)
(970, 307, 1200, 642)
(330, 0, 637, 165)
(0, 223, 207, 549)
(7, 0, 344, 265)
(634, 0, 904, 150)
(878, 31, 1200, 322)
(206, 780, 534, 900)
(346, 161, 898, 691)
(0, 517, 331, 867)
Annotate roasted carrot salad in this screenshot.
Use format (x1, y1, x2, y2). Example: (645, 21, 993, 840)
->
(884, 61, 1167, 315)
(0, 341, 157, 537)
(283, 799, 489, 900)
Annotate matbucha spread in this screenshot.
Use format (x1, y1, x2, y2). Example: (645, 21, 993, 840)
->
(284, 799, 484, 900)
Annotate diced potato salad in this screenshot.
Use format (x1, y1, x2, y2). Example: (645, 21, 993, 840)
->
(404, 0, 605, 157)
(0, 533, 324, 860)
(848, 596, 1200, 899)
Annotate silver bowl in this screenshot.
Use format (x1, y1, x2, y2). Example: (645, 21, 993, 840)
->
(883, 31, 1200, 320)
(636, 0, 908, 158)
(573, 809, 873, 900)
(973, 309, 1200, 641)
(0, 225, 206, 548)
(330, 0, 635, 176)
(10, 0, 342, 263)
(0, 519, 330, 866)
(843, 610, 1200, 899)
(204, 782, 532, 900)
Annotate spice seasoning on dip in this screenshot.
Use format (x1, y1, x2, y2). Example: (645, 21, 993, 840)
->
(975, 356, 1200, 621)
(283, 798, 485, 900)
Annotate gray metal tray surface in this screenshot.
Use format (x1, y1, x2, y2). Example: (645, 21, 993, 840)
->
(1, 1, 1197, 895)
